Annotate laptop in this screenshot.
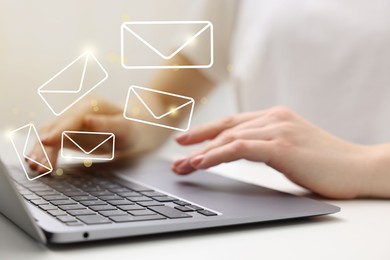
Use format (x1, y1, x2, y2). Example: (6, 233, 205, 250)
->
(0, 157, 339, 244)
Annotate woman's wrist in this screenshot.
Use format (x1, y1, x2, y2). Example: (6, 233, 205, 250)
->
(359, 144, 390, 198)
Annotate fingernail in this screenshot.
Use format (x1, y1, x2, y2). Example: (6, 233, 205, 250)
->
(41, 135, 49, 143)
(41, 132, 53, 143)
(28, 154, 37, 161)
(175, 134, 189, 143)
(190, 155, 204, 167)
(175, 163, 194, 175)
(173, 157, 187, 165)
(84, 115, 96, 125)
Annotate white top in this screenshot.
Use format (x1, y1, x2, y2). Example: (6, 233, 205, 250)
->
(184, 0, 390, 144)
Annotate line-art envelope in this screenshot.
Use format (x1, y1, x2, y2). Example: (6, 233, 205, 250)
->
(61, 131, 115, 161)
(9, 124, 53, 181)
(123, 85, 195, 132)
(38, 52, 108, 116)
(121, 21, 213, 69)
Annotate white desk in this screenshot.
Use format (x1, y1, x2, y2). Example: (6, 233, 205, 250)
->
(0, 148, 389, 260)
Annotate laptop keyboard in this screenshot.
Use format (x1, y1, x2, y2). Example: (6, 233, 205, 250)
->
(10, 169, 218, 226)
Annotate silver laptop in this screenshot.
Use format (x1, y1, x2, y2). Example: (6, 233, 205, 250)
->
(0, 157, 339, 244)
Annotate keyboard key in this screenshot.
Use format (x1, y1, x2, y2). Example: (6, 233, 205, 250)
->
(121, 182, 153, 192)
(57, 215, 78, 223)
(118, 204, 144, 211)
(99, 210, 128, 217)
(59, 204, 86, 211)
(56, 188, 75, 193)
(187, 205, 203, 211)
(80, 200, 107, 206)
(173, 201, 191, 206)
(51, 199, 77, 206)
(24, 183, 48, 188)
(186, 205, 203, 210)
(71, 195, 97, 201)
(66, 221, 84, 226)
(89, 191, 113, 197)
(42, 195, 68, 201)
(19, 190, 33, 196)
(83, 187, 105, 192)
(108, 188, 131, 193)
(118, 192, 142, 197)
(89, 205, 116, 211)
(47, 209, 67, 216)
(109, 215, 165, 223)
(174, 206, 195, 212)
(36, 191, 60, 196)
(62, 191, 89, 197)
(39, 204, 58, 211)
(49, 184, 72, 190)
(128, 209, 157, 216)
(107, 199, 134, 206)
(28, 186, 52, 192)
(141, 191, 166, 197)
(94, 181, 111, 186)
(101, 183, 122, 189)
(98, 195, 123, 201)
(30, 199, 49, 205)
(153, 196, 179, 203)
(137, 201, 164, 207)
(77, 215, 111, 225)
(67, 209, 96, 216)
(128, 196, 153, 202)
(52, 186, 75, 193)
(149, 206, 192, 219)
(23, 194, 41, 200)
(197, 210, 218, 216)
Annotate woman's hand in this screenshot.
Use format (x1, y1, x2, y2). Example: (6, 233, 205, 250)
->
(27, 97, 137, 172)
(172, 106, 376, 199)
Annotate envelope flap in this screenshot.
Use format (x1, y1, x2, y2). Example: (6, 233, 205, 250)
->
(38, 53, 88, 92)
(132, 86, 194, 119)
(38, 52, 108, 94)
(63, 132, 114, 155)
(123, 21, 211, 60)
(21, 125, 53, 172)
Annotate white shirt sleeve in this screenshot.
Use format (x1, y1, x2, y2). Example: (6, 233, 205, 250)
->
(181, 0, 238, 83)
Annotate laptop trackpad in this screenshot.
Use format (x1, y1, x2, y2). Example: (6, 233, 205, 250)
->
(114, 158, 335, 219)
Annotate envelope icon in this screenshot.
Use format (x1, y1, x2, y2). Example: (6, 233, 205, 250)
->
(123, 85, 195, 131)
(9, 124, 53, 181)
(61, 131, 115, 161)
(121, 21, 213, 69)
(38, 52, 108, 116)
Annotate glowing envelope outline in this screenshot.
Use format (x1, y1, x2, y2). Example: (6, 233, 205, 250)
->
(123, 85, 195, 132)
(37, 52, 108, 116)
(61, 131, 115, 161)
(9, 124, 53, 181)
(121, 21, 214, 69)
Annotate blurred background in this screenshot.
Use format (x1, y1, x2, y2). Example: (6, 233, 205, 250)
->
(0, 0, 236, 157)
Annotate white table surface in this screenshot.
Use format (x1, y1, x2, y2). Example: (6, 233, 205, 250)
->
(0, 141, 389, 260)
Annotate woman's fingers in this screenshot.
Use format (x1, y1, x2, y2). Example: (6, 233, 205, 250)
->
(172, 118, 278, 173)
(28, 113, 134, 170)
(26, 99, 125, 172)
(173, 107, 299, 174)
(175, 111, 264, 145)
(40, 98, 122, 146)
(173, 140, 273, 175)
(193, 140, 273, 169)
(180, 126, 273, 165)
(172, 127, 275, 175)
(26, 144, 60, 174)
